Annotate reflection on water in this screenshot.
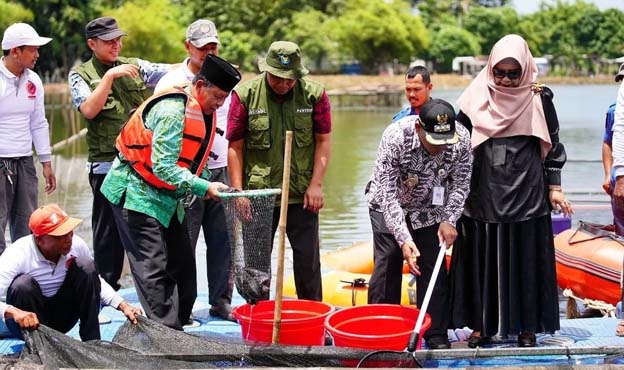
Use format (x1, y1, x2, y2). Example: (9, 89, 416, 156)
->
(23, 84, 618, 296)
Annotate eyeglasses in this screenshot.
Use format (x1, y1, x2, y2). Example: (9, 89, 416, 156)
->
(492, 68, 522, 80)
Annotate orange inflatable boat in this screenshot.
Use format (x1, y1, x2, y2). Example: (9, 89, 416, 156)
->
(554, 222, 624, 305)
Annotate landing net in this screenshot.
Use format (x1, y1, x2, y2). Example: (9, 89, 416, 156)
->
(219, 189, 281, 303)
(9, 318, 624, 369)
(14, 318, 419, 369)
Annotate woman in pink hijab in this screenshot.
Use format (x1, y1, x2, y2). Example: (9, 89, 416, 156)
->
(448, 34, 573, 348)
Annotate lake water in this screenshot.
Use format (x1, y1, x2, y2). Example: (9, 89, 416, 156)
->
(27, 84, 619, 294)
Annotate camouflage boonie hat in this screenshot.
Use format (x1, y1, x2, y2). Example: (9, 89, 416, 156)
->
(258, 41, 309, 80)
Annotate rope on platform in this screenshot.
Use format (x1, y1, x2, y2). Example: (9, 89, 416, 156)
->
(562, 288, 617, 318)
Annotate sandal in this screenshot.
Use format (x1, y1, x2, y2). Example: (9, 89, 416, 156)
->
(616, 320, 624, 337)
(518, 332, 536, 347)
(467, 333, 491, 348)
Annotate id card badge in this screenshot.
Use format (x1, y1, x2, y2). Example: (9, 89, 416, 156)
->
(432, 186, 445, 206)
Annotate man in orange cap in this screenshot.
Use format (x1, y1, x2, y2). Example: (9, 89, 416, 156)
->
(0, 204, 141, 341)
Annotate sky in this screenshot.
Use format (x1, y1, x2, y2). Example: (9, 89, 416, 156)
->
(512, 0, 624, 14)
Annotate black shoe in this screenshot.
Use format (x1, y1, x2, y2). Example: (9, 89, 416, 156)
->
(209, 305, 236, 322)
(183, 314, 200, 328)
(426, 335, 450, 350)
(518, 332, 536, 347)
(467, 335, 491, 348)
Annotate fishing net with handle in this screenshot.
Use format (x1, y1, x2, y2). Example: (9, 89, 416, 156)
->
(219, 188, 281, 304)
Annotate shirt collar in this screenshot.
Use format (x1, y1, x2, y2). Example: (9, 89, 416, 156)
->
(0, 57, 29, 79)
(182, 57, 195, 81)
(31, 236, 70, 265)
(410, 115, 421, 151)
(31, 236, 49, 263)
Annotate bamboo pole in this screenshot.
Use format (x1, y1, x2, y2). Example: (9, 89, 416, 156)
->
(51, 128, 87, 152)
(272, 131, 293, 344)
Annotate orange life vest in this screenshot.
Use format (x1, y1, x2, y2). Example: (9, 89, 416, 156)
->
(115, 87, 216, 191)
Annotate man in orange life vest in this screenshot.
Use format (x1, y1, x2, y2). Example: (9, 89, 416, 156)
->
(100, 54, 241, 330)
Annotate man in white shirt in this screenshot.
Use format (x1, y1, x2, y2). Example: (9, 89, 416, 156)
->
(155, 19, 235, 321)
(0, 204, 141, 341)
(0, 23, 57, 254)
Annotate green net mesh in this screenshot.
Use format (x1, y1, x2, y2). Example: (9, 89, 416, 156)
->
(219, 189, 281, 304)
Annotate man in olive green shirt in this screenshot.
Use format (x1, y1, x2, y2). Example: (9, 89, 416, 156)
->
(101, 54, 240, 330)
(227, 41, 332, 301)
(69, 17, 170, 291)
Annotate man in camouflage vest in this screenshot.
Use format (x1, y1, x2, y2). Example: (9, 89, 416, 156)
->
(68, 17, 170, 291)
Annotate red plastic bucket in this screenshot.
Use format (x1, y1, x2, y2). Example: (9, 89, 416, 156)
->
(325, 304, 431, 350)
(232, 299, 335, 345)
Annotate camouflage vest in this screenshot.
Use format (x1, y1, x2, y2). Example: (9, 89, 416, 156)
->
(73, 56, 150, 162)
(235, 73, 324, 202)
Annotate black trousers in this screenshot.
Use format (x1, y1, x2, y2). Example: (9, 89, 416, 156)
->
(113, 205, 196, 330)
(186, 167, 233, 308)
(367, 209, 449, 338)
(271, 204, 322, 301)
(89, 172, 126, 290)
(6, 256, 102, 341)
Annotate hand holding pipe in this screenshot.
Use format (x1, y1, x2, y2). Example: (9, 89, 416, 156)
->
(407, 240, 447, 352)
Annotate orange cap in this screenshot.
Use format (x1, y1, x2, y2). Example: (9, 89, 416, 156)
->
(28, 204, 82, 237)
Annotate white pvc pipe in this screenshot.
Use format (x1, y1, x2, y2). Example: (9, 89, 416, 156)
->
(407, 240, 447, 351)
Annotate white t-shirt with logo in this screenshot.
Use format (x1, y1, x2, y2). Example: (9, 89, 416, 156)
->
(0, 59, 51, 161)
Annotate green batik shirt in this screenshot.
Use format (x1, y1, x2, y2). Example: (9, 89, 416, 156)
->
(101, 95, 211, 227)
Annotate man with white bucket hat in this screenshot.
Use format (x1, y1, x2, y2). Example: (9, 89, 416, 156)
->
(0, 23, 57, 254)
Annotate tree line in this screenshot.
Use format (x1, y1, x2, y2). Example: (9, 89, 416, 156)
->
(3, 0, 623, 78)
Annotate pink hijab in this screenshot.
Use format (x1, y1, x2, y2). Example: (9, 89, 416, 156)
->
(457, 34, 552, 159)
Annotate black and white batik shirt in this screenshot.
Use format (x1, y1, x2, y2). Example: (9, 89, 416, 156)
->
(365, 115, 473, 246)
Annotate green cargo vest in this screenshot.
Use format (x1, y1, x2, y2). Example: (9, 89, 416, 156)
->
(236, 73, 324, 203)
(73, 56, 150, 162)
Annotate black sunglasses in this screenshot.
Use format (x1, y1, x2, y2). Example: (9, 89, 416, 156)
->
(492, 68, 522, 79)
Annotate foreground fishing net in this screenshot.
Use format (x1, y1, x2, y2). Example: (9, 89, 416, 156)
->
(15, 317, 420, 369)
(8, 317, 624, 369)
(219, 189, 281, 303)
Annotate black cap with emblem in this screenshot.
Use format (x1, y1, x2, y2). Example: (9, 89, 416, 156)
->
(418, 98, 458, 145)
